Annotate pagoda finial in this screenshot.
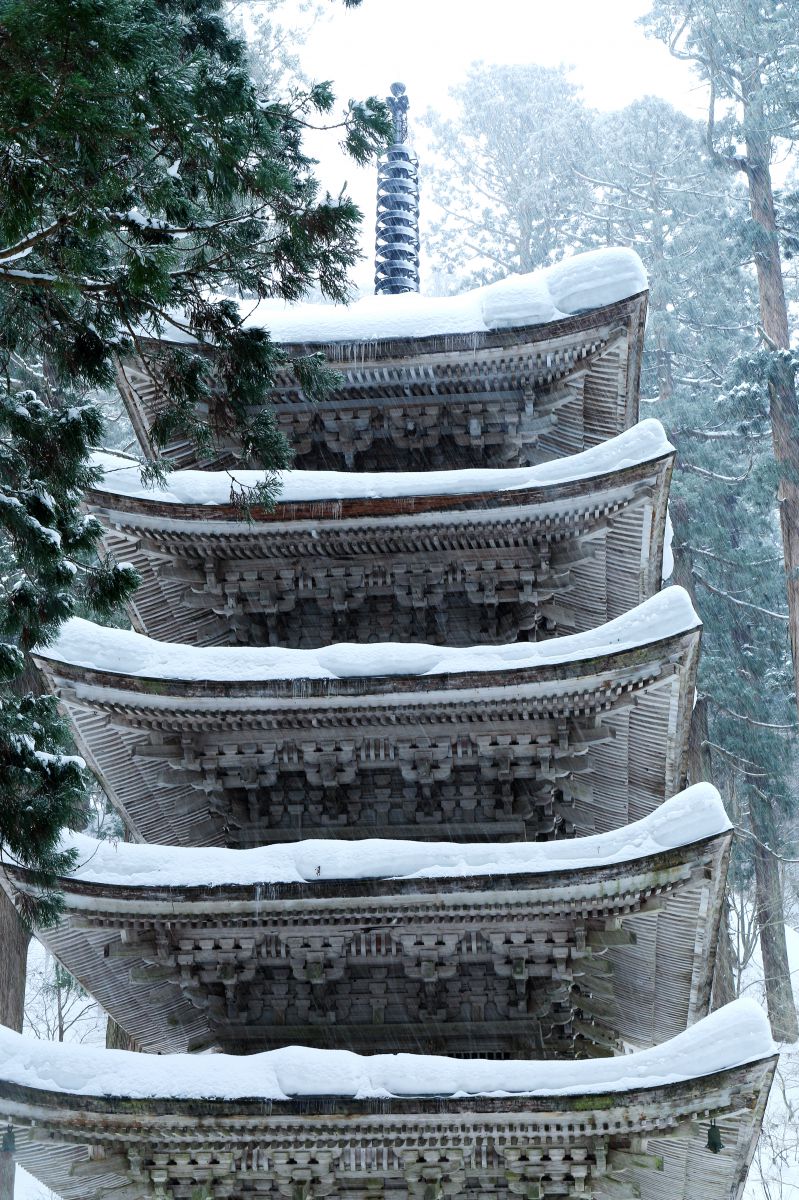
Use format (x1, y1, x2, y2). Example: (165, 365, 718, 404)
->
(387, 81, 409, 144)
(375, 82, 420, 295)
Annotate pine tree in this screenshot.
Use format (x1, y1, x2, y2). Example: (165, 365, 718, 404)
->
(0, 389, 139, 906)
(0, 0, 388, 1059)
(643, 0, 799, 1042)
(580, 98, 751, 401)
(422, 64, 594, 285)
(0, 0, 389, 467)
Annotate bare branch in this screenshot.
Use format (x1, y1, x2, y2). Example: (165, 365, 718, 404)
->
(703, 694, 798, 731)
(679, 459, 753, 482)
(734, 823, 799, 864)
(690, 545, 783, 569)
(693, 570, 790, 622)
(703, 741, 770, 777)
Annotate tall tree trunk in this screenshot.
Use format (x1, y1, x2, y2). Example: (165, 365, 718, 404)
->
(745, 144, 799, 709)
(750, 800, 798, 1041)
(649, 199, 674, 406)
(671, 500, 737, 1007)
(0, 893, 28, 1032)
(0, 659, 42, 1200)
(687, 695, 736, 1009)
(740, 99, 799, 1041)
(0, 891, 29, 1200)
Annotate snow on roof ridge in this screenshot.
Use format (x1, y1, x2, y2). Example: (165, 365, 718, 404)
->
(37, 587, 700, 683)
(146, 247, 647, 347)
(245, 247, 648, 342)
(90, 419, 673, 507)
(54, 785, 729, 890)
(0, 999, 774, 1101)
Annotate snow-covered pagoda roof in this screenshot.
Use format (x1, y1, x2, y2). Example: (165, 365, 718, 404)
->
(117, 247, 649, 471)
(47, 782, 729, 888)
(0, 1000, 776, 1200)
(92, 417, 670, 507)
(33, 588, 701, 846)
(88, 419, 674, 646)
(38, 586, 696, 684)
(7, 787, 731, 1057)
(158, 248, 648, 347)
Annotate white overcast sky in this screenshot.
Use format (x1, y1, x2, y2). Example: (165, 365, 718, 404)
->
(266, 0, 707, 291)
(302, 0, 701, 117)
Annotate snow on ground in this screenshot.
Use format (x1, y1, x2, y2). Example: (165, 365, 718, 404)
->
(92, 418, 673, 506)
(56, 784, 729, 889)
(149, 247, 647, 345)
(0, 999, 775, 1102)
(38, 586, 700, 683)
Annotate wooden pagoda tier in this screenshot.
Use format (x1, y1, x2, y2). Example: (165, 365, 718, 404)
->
(118, 259, 648, 472)
(89, 420, 673, 649)
(0, 1001, 776, 1200)
(34, 589, 701, 848)
(8, 788, 730, 1058)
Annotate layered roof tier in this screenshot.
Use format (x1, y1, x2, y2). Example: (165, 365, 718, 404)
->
(0, 1000, 776, 1200)
(118, 249, 648, 470)
(89, 419, 673, 648)
(7, 787, 730, 1057)
(34, 589, 700, 846)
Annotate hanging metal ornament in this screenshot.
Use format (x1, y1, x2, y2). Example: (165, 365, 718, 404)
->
(706, 1118, 724, 1154)
(2, 1122, 15, 1155)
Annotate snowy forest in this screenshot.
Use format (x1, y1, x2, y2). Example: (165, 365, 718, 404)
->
(3, 1, 799, 1198)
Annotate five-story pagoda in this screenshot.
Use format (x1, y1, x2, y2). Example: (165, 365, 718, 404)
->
(0, 84, 777, 1200)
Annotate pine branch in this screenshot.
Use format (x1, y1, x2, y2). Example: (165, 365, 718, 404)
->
(0, 214, 75, 264)
(689, 545, 783, 569)
(675, 426, 769, 441)
(0, 266, 111, 291)
(735, 823, 799, 865)
(703, 740, 770, 777)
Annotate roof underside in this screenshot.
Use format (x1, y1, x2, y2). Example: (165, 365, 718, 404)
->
(35, 624, 700, 847)
(117, 292, 647, 471)
(2, 1054, 775, 1200)
(88, 445, 673, 649)
(12, 828, 729, 1056)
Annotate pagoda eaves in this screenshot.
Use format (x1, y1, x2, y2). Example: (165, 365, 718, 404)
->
(0, 1000, 776, 1200)
(34, 589, 700, 846)
(117, 251, 647, 471)
(88, 419, 673, 647)
(6, 786, 730, 1057)
(12, 243, 774, 1199)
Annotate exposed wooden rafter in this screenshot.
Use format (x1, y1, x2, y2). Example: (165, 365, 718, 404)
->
(34, 618, 700, 847)
(87, 446, 673, 649)
(0, 1052, 776, 1200)
(117, 293, 647, 471)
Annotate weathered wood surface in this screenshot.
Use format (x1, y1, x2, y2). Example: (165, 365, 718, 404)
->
(34, 627, 700, 847)
(88, 451, 673, 648)
(0, 1055, 775, 1200)
(8, 833, 730, 1058)
(117, 294, 647, 471)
